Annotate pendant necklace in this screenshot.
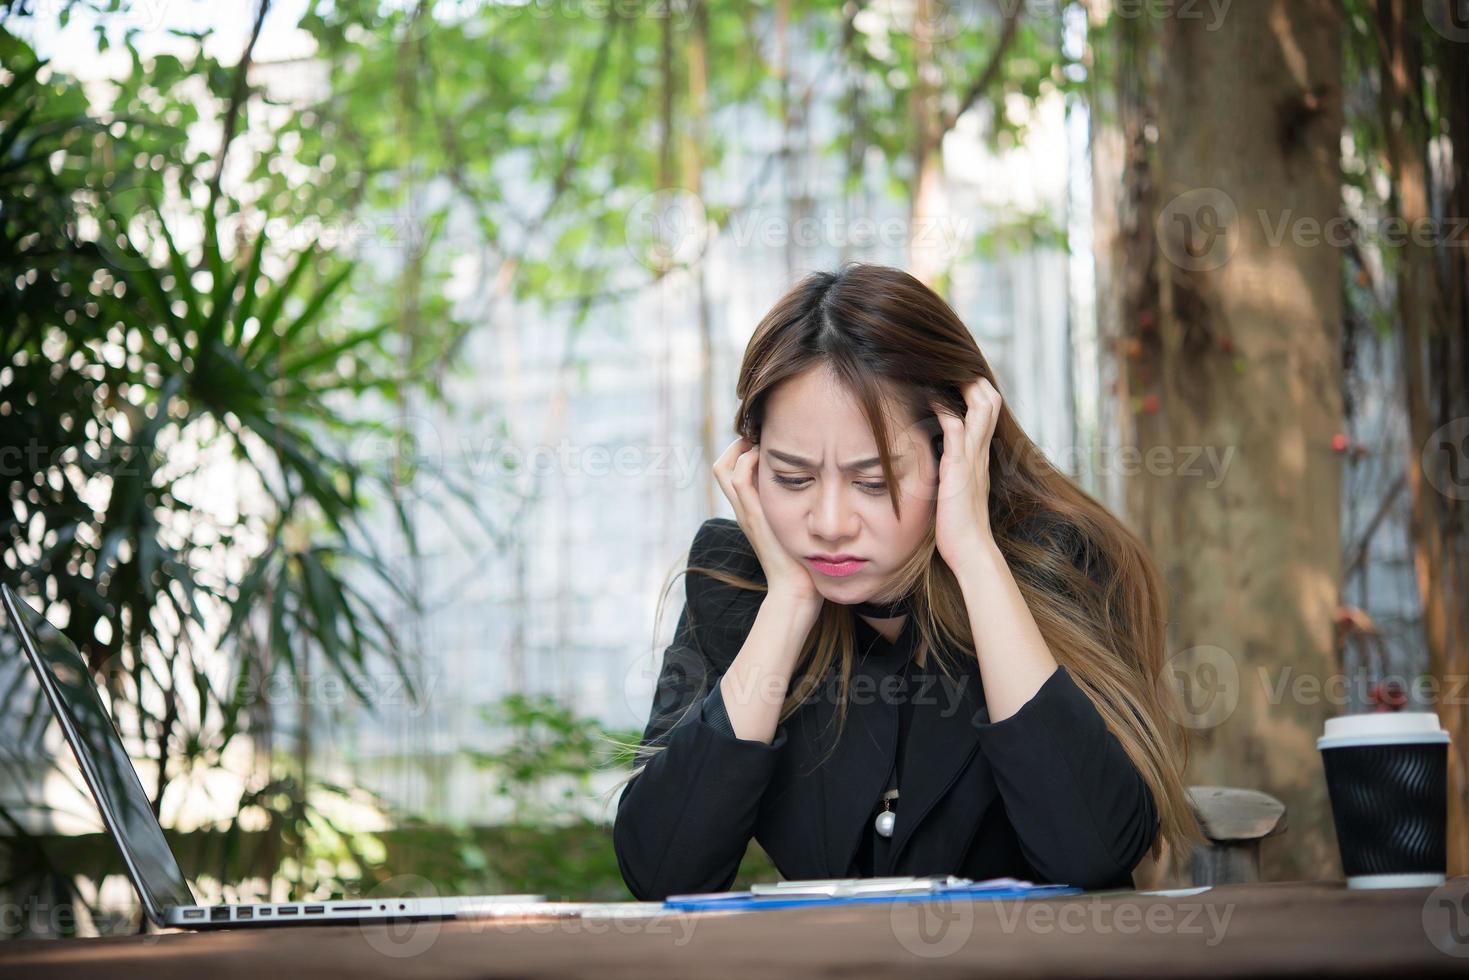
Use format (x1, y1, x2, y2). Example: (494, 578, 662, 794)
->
(875, 786, 900, 838)
(873, 665, 904, 840)
(846, 589, 915, 841)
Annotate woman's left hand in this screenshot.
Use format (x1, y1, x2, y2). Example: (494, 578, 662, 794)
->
(929, 377, 1003, 576)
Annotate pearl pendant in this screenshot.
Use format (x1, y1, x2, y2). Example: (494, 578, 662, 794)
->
(874, 808, 896, 838)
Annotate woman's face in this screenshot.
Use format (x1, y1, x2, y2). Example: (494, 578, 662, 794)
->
(757, 364, 938, 603)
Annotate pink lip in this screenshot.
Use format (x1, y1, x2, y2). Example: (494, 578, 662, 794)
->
(807, 556, 868, 578)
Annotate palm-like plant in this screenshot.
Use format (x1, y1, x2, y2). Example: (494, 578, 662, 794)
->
(1, 33, 437, 933)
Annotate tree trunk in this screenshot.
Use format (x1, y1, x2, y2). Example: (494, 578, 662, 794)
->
(683, 0, 717, 515)
(1083, 0, 1156, 517)
(1371, 0, 1469, 875)
(908, 0, 947, 290)
(1138, 0, 1346, 883)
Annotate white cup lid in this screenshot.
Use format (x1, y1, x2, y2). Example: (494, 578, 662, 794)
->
(1318, 711, 1448, 747)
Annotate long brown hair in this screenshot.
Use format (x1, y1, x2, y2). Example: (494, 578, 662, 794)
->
(604, 262, 1204, 874)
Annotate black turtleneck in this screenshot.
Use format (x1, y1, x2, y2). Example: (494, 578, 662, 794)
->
(842, 589, 915, 619)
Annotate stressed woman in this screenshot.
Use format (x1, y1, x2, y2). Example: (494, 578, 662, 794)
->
(609, 263, 1205, 901)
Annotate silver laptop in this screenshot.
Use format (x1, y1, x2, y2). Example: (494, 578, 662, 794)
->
(0, 583, 547, 929)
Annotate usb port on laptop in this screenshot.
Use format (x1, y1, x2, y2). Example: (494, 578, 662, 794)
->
(237, 908, 254, 919)
(278, 906, 297, 915)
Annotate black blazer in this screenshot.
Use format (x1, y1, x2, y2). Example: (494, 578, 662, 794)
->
(612, 518, 1159, 901)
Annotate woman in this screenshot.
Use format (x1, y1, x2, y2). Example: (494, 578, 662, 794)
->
(608, 263, 1204, 901)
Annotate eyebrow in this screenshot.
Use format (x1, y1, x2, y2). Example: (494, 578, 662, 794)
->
(766, 449, 901, 471)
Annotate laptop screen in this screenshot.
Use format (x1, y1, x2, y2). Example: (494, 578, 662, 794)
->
(2, 586, 196, 918)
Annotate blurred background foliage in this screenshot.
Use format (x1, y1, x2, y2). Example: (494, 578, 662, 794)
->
(10, 0, 1019, 933)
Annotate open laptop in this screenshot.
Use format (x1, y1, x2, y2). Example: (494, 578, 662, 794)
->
(0, 583, 548, 929)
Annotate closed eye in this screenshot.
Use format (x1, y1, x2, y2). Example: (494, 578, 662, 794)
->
(772, 475, 887, 495)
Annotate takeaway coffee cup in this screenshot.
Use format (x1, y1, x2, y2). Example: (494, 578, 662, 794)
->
(1317, 712, 1450, 889)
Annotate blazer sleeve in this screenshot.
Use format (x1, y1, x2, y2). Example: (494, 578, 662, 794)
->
(973, 516, 1158, 890)
(612, 519, 788, 901)
(973, 663, 1159, 891)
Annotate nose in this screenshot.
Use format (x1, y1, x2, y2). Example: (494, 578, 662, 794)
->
(809, 479, 858, 542)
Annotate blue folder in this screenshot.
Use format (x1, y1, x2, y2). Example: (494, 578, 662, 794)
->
(664, 882, 1082, 912)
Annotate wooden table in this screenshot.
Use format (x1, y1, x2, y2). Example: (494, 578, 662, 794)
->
(3, 879, 1466, 978)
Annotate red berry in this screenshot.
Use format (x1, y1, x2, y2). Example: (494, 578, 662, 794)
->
(1141, 393, 1160, 413)
(1331, 433, 1349, 453)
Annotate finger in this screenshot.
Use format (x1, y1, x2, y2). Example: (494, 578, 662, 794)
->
(968, 380, 1002, 459)
(961, 379, 989, 449)
(714, 441, 750, 514)
(732, 447, 760, 506)
(714, 436, 749, 475)
(929, 400, 967, 484)
(930, 399, 964, 455)
(714, 465, 739, 517)
(978, 380, 1002, 445)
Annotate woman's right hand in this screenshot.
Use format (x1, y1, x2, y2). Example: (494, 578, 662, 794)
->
(712, 436, 825, 618)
